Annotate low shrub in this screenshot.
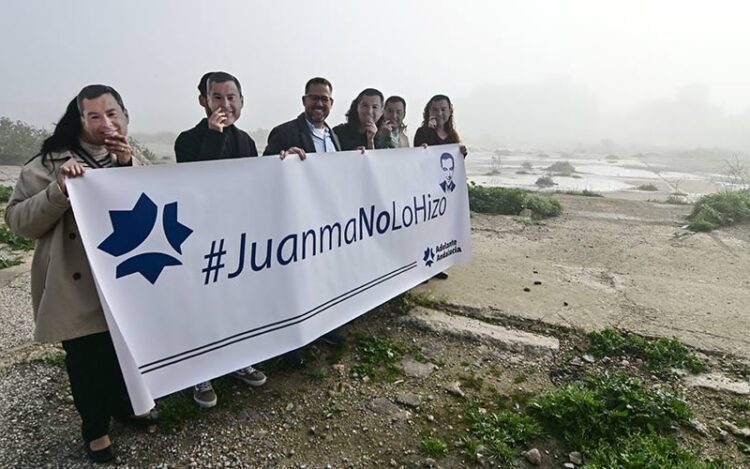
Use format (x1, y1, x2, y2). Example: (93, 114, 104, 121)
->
(0, 185, 12, 203)
(688, 190, 750, 232)
(468, 185, 562, 219)
(535, 176, 555, 187)
(546, 161, 576, 176)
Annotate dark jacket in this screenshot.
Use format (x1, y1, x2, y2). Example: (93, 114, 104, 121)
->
(332, 123, 389, 151)
(263, 113, 341, 156)
(175, 118, 258, 163)
(413, 127, 458, 147)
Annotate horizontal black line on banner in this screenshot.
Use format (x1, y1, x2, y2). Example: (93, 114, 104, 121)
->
(139, 261, 417, 374)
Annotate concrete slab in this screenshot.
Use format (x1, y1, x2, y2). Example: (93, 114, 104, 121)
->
(412, 197, 750, 360)
(400, 306, 559, 356)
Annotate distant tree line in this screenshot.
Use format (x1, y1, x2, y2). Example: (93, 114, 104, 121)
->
(0, 116, 157, 166)
(0, 117, 49, 165)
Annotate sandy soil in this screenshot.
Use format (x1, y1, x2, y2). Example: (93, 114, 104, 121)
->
(416, 194, 750, 361)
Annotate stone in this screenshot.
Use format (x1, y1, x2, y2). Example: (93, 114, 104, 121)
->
(685, 373, 750, 395)
(563, 463, 576, 469)
(688, 419, 710, 438)
(445, 381, 465, 397)
(399, 307, 559, 356)
(569, 451, 583, 465)
(331, 364, 346, 376)
(400, 357, 438, 378)
(525, 448, 542, 465)
(370, 397, 411, 421)
(582, 354, 595, 363)
(396, 393, 422, 408)
(721, 420, 750, 438)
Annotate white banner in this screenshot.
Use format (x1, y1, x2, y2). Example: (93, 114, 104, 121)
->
(68, 145, 472, 413)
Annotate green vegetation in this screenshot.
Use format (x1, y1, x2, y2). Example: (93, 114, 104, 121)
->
(351, 334, 407, 381)
(557, 189, 603, 197)
(0, 117, 49, 165)
(665, 195, 690, 205)
(0, 255, 21, 269)
(420, 437, 449, 457)
(637, 183, 659, 191)
(128, 137, 158, 163)
(587, 328, 706, 373)
(0, 185, 12, 203)
(587, 433, 728, 469)
(546, 161, 576, 176)
(531, 372, 691, 450)
(535, 175, 555, 187)
(462, 406, 542, 464)
(521, 161, 533, 170)
(687, 190, 750, 232)
(157, 391, 202, 433)
(732, 398, 750, 412)
(42, 351, 66, 369)
(0, 225, 35, 251)
(605, 154, 619, 161)
(306, 367, 328, 381)
(467, 184, 562, 219)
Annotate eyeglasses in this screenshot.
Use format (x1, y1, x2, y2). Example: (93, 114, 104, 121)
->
(305, 94, 332, 104)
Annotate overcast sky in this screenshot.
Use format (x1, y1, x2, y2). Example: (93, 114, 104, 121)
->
(2, 0, 750, 149)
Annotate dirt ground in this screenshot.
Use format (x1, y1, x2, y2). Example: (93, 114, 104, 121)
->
(417, 195, 750, 362)
(1, 189, 750, 467)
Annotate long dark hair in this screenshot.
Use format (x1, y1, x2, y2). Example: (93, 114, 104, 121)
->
(344, 88, 384, 132)
(420, 94, 461, 143)
(35, 98, 89, 168)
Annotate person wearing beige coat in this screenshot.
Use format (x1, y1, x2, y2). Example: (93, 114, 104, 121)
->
(4, 85, 151, 463)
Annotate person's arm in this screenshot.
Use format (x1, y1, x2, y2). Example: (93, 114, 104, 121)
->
(413, 127, 428, 147)
(4, 160, 71, 239)
(263, 126, 284, 156)
(249, 138, 259, 157)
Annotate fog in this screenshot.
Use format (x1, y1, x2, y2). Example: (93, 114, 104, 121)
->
(1, 0, 749, 151)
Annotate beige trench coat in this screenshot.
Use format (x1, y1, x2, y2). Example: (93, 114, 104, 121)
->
(4, 150, 141, 342)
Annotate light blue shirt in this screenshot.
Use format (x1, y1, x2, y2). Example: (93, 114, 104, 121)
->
(305, 119, 337, 153)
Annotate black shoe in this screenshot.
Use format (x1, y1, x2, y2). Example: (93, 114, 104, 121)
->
(433, 271, 449, 280)
(283, 349, 305, 367)
(85, 443, 114, 463)
(319, 331, 346, 346)
(114, 408, 159, 432)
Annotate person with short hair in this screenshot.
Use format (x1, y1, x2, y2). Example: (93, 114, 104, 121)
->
(381, 95, 410, 148)
(174, 72, 266, 409)
(263, 77, 341, 158)
(5, 85, 155, 463)
(333, 88, 389, 151)
(174, 71, 258, 162)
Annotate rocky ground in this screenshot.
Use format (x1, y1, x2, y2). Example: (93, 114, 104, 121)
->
(1, 191, 749, 468)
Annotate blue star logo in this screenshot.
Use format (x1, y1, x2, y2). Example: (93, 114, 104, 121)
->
(97, 193, 193, 284)
(423, 247, 435, 267)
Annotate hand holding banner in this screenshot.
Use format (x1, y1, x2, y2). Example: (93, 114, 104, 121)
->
(68, 145, 472, 413)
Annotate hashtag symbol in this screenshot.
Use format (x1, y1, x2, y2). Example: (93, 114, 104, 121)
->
(202, 239, 226, 285)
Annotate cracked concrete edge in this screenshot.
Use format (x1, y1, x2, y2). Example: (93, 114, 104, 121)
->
(408, 294, 747, 362)
(399, 306, 559, 357)
(0, 258, 32, 289)
(0, 342, 62, 373)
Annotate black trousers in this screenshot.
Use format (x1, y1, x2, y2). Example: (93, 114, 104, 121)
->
(61, 331, 133, 443)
